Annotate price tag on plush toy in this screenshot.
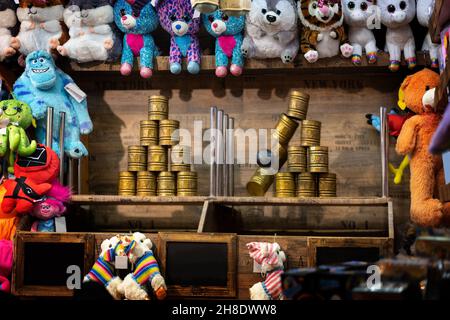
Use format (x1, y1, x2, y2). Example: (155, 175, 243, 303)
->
(54, 217, 67, 233)
(115, 255, 128, 269)
(253, 261, 262, 273)
(64, 83, 87, 103)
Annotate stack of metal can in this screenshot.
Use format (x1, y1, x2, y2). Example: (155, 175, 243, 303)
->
(118, 95, 198, 197)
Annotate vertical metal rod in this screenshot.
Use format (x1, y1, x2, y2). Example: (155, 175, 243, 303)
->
(228, 117, 235, 197)
(210, 107, 217, 196)
(223, 114, 229, 197)
(46, 107, 54, 148)
(58, 112, 65, 184)
(216, 110, 224, 196)
(68, 159, 75, 192)
(380, 107, 389, 197)
(77, 159, 82, 195)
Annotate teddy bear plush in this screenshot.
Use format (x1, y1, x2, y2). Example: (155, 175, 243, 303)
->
(395, 68, 450, 227)
(113, 0, 159, 78)
(13, 50, 93, 159)
(0, 0, 18, 62)
(202, 9, 245, 77)
(378, 0, 416, 71)
(57, 0, 121, 63)
(241, 0, 298, 63)
(342, 0, 378, 65)
(417, 0, 440, 69)
(298, 0, 353, 63)
(156, 0, 201, 75)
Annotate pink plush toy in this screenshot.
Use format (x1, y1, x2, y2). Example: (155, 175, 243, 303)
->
(0, 240, 13, 293)
(30, 181, 71, 232)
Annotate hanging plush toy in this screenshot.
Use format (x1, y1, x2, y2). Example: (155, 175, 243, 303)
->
(0, 0, 18, 62)
(241, 0, 298, 63)
(247, 242, 286, 300)
(202, 10, 245, 77)
(0, 99, 37, 174)
(113, 0, 159, 78)
(30, 181, 71, 232)
(13, 50, 93, 158)
(378, 0, 416, 71)
(417, 0, 440, 69)
(342, 0, 378, 65)
(0, 240, 12, 293)
(156, 0, 201, 75)
(298, 0, 353, 63)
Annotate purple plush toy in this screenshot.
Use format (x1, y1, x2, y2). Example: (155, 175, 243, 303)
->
(156, 0, 201, 74)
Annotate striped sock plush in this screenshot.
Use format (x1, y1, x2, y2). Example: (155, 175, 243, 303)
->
(85, 248, 116, 285)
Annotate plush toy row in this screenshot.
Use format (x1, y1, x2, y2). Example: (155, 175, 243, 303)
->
(0, 0, 439, 78)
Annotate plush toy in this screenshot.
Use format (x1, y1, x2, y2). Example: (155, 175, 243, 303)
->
(156, 0, 201, 75)
(13, 50, 93, 158)
(191, 0, 218, 13)
(395, 68, 450, 227)
(247, 242, 286, 300)
(417, 0, 440, 69)
(0, 240, 12, 293)
(298, 0, 353, 63)
(113, 0, 159, 78)
(118, 232, 167, 300)
(0, 0, 18, 62)
(378, 0, 416, 71)
(13, 0, 68, 58)
(0, 99, 37, 174)
(342, 0, 378, 65)
(202, 10, 245, 77)
(241, 0, 298, 63)
(0, 186, 19, 241)
(57, 0, 122, 63)
(30, 181, 71, 232)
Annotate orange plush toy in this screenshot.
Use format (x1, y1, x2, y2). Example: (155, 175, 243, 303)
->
(396, 68, 449, 227)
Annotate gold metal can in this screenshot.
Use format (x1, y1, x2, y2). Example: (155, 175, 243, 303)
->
(171, 145, 191, 172)
(159, 119, 180, 146)
(319, 173, 337, 197)
(148, 146, 168, 172)
(288, 90, 310, 121)
(157, 171, 176, 196)
(219, 0, 251, 16)
(275, 172, 296, 198)
(308, 146, 329, 173)
(148, 95, 169, 121)
(127, 146, 147, 172)
(118, 171, 136, 196)
(247, 167, 275, 196)
(297, 173, 317, 197)
(288, 145, 307, 173)
(140, 120, 158, 146)
(273, 113, 299, 146)
(301, 120, 321, 147)
(177, 171, 198, 196)
(136, 171, 156, 196)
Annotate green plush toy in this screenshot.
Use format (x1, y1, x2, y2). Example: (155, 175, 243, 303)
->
(0, 99, 37, 174)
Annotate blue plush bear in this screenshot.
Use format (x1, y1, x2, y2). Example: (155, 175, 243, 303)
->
(202, 10, 245, 78)
(114, 0, 159, 78)
(13, 51, 93, 159)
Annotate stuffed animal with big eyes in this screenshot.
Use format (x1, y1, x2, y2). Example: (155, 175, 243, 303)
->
(417, 0, 440, 69)
(113, 0, 159, 78)
(156, 0, 201, 74)
(0, 0, 18, 62)
(57, 0, 122, 63)
(378, 0, 416, 71)
(342, 0, 378, 65)
(202, 10, 245, 77)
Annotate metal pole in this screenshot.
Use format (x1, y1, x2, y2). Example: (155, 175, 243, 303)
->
(210, 107, 217, 197)
(46, 107, 54, 148)
(68, 159, 75, 192)
(228, 117, 235, 197)
(77, 159, 82, 195)
(223, 114, 229, 197)
(380, 107, 389, 197)
(58, 112, 65, 184)
(216, 109, 224, 196)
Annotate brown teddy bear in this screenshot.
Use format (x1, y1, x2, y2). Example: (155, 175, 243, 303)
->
(396, 68, 450, 227)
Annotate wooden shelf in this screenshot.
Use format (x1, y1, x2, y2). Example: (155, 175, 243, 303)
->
(70, 195, 207, 205)
(435, 45, 450, 107)
(429, 0, 450, 43)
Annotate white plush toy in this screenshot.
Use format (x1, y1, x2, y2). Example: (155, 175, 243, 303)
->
(417, 0, 440, 69)
(378, 0, 416, 71)
(0, 1, 18, 62)
(241, 0, 299, 63)
(342, 0, 378, 65)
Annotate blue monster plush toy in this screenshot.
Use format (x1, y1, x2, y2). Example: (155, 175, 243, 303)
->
(13, 51, 93, 159)
(114, 0, 159, 79)
(202, 10, 245, 78)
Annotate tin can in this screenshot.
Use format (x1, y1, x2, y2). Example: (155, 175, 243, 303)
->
(301, 120, 321, 147)
(140, 120, 158, 146)
(220, 0, 251, 16)
(157, 171, 176, 196)
(177, 171, 198, 196)
(288, 90, 309, 121)
(247, 167, 275, 196)
(136, 171, 156, 196)
(159, 119, 180, 146)
(171, 145, 191, 172)
(118, 171, 136, 196)
(273, 113, 299, 146)
(257, 144, 288, 170)
(319, 173, 337, 197)
(297, 173, 317, 197)
(288, 145, 307, 173)
(148, 146, 168, 172)
(148, 95, 169, 121)
(275, 172, 296, 198)
(127, 146, 147, 172)
(308, 146, 329, 173)
(191, 0, 219, 13)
